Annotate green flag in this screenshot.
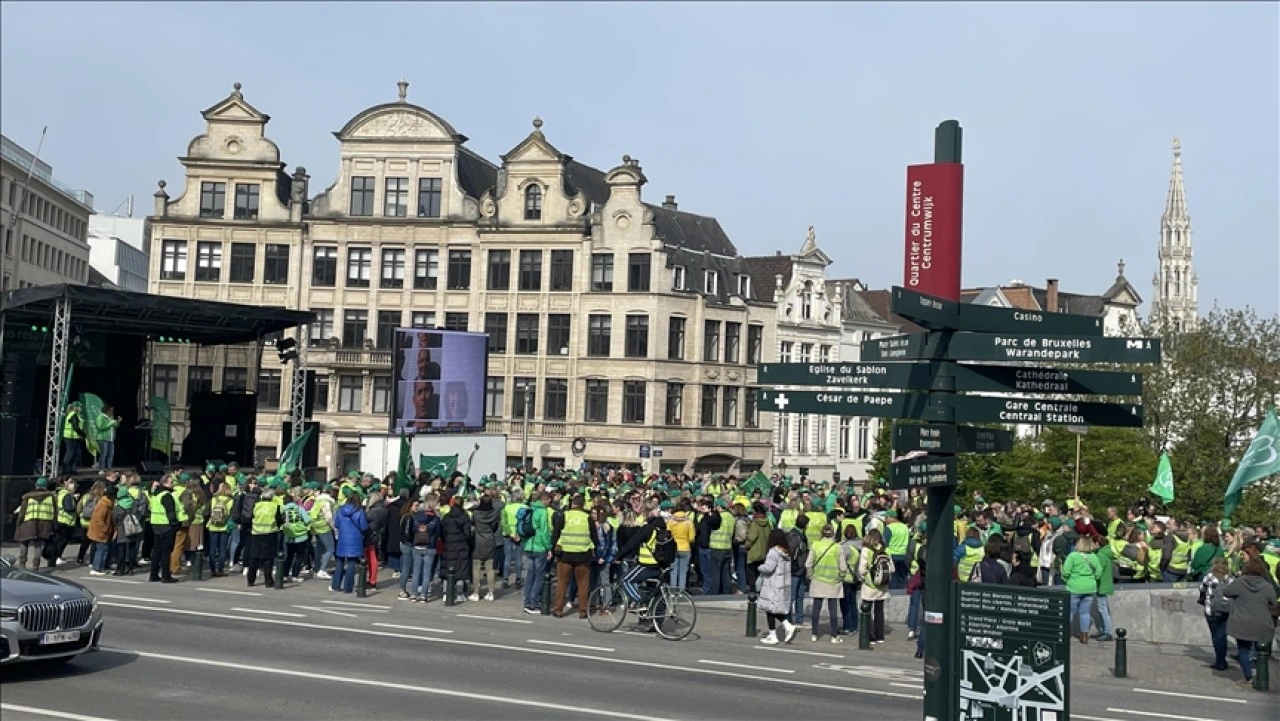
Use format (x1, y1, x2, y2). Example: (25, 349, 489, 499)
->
(394, 435, 413, 493)
(1224, 408, 1280, 518)
(739, 470, 773, 497)
(150, 395, 171, 456)
(1149, 452, 1174, 504)
(418, 454, 457, 479)
(82, 392, 105, 458)
(277, 425, 315, 479)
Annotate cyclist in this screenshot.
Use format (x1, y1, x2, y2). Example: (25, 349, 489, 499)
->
(616, 498, 668, 612)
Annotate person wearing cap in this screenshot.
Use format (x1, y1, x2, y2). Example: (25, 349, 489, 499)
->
(306, 482, 336, 580)
(13, 477, 57, 570)
(111, 486, 144, 575)
(169, 473, 196, 576)
(60, 400, 87, 475)
(206, 482, 236, 577)
(147, 474, 181, 583)
(550, 494, 594, 618)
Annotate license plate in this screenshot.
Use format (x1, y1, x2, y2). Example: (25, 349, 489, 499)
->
(39, 631, 80, 645)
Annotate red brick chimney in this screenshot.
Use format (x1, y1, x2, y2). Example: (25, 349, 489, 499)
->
(1046, 278, 1059, 312)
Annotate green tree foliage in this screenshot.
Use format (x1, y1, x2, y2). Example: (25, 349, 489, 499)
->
(867, 421, 891, 486)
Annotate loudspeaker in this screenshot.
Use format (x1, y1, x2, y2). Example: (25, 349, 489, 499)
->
(280, 420, 320, 469)
(181, 392, 257, 466)
(0, 417, 39, 475)
(137, 460, 165, 475)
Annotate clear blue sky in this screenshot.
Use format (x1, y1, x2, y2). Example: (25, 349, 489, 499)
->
(2, 2, 1276, 314)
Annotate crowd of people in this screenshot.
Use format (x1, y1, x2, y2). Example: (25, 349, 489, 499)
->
(10, 465, 1279, 685)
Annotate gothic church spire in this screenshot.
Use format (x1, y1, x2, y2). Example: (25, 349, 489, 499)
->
(1152, 137, 1198, 331)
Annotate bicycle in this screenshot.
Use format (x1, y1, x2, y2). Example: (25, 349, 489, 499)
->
(586, 567, 696, 640)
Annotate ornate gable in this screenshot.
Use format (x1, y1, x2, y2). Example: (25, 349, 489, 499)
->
(501, 118, 564, 163)
(334, 83, 462, 142)
(201, 82, 267, 123)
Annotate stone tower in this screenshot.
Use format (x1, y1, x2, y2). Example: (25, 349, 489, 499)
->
(1151, 138, 1199, 331)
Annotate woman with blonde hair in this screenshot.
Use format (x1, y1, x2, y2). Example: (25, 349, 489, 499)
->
(1061, 535, 1103, 644)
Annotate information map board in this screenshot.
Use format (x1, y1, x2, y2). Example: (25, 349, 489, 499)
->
(954, 583, 1071, 721)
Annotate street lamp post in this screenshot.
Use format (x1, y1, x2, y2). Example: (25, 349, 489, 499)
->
(521, 390, 532, 471)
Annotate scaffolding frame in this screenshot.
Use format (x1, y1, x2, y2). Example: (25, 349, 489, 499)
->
(40, 295, 71, 477)
(288, 323, 309, 444)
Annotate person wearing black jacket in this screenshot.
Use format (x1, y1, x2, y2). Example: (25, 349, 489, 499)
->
(148, 475, 180, 584)
(617, 505, 668, 616)
(694, 498, 721, 595)
(232, 478, 261, 570)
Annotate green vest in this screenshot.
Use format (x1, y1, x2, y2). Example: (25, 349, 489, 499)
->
(1111, 538, 1136, 570)
(804, 511, 827, 545)
(251, 501, 280, 535)
(778, 508, 799, 531)
(559, 509, 593, 553)
(283, 505, 309, 540)
(885, 520, 909, 557)
(22, 495, 55, 523)
(62, 411, 79, 439)
(502, 502, 527, 537)
(309, 496, 332, 534)
(1107, 518, 1123, 539)
(1168, 536, 1192, 573)
(957, 545, 983, 583)
(1145, 541, 1163, 579)
(909, 539, 926, 575)
(148, 490, 174, 526)
(810, 538, 841, 585)
(1262, 553, 1279, 582)
(77, 494, 92, 527)
(709, 511, 733, 550)
(55, 489, 76, 526)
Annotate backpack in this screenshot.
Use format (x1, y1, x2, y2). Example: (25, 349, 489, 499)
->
(734, 516, 749, 545)
(284, 506, 308, 540)
(787, 530, 809, 578)
(413, 515, 439, 547)
(208, 498, 229, 528)
(870, 548, 895, 588)
(650, 527, 677, 568)
(238, 493, 258, 524)
(516, 507, 536, 540)
(121, 508, 144, 537)
(80, 497, 97, 521)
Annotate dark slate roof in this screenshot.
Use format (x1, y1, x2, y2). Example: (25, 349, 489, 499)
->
(647, 204, 738, 257)
(857, 289, 923, 334)
(742, 255, 793, 302)
(832, 280, 893, 327)
(1028, 288, 1106, 316)
(457, 147, 498, 200)
(563, 160, 610, 206)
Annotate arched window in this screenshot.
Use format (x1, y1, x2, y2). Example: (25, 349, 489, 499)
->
(524, 185, 542, 221)
(1174, 269, 1181, 297)
(801, 281, 813, 319)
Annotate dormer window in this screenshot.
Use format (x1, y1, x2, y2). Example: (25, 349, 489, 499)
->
(524, 185, 543, 220)
(672, 266, 687, 291)
(703, 270, 718, 296)
(801, 281, 814, 319)
(737, 274, 751, 298)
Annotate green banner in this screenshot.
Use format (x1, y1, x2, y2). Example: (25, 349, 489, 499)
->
(277, 424, 315, 479)
(1224, 408, 1280, 517)
(151, 395, 171, 456)
(739, 470, 773, 497)
(418, 454, 457, 480)
(1150, 452, 1175, 504)
(82, 392, 104, 458)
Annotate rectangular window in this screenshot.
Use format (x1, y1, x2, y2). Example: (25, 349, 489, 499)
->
(343, 310, 368, 348)
(665, 383, 683, 426)
(410, 311, 435, 328)
(200, 182, 226, 218)
(857, 419, 871, 460)
(512, 377, 536, 418)
(622, 381, 646, 424)
(447, 249, 471, 289)
(187, 366, 213, 402)
(380, 248, 406, 288)
(549, 250, 573, 290)
(384, 177, 409, 217)
(414, 249, 439, 290)
(417, 178, 442, 218)
(350, 176, 375, 216)
(584, 380, 609, 423)
(222, 367, 248, 392)
(625, 315, 649, 358)
(544, 378, 568, 421)
(485, 313, 509, 353)
(725, 322, 741, 363)
(737, 274, 752, 298)
(627, 253, 651, 292)
(337, 374, 362, 412)
(194, 241, 221, 282)
(233, 183, 259, 220)
(312, 246, 338, 287)
(263, 244, 289, 285)
(487, 250, 510, 290)
(314, 375, 330, 412)
(376, 311, 400, 350)
(310, 309, 335, 347)
(524, 186, 542, 220)
(721, 387, 738, 427)
(546, 314, 570, 355)
(518, 250, 542, 291)
(444, 312, 468, 331)
(515, 313, 540, 355)
(258, 369, 282, 409)
(226, 243, 255, 283)
(667, 317, 686, 360)
(590, 254, 613, 291)
(839, 417, 851, 460)
(160, 240, 187, 281)
(672, 266, 686, 291)
(347, 248, 372, 287)
(818, 345, 832, 363)
(703, 320, 721, 362)
(779, 341, 793, 363)
(799, 343, 813, 363)
(817, 416, 829, 454)
(779, 415, 791, 454)
(587, 315, 611, 357)
(703, 269, 718, 295)
(745, 388, 758, 428)
(371, 375, 392, 414)
(485, 377, 505, 418)
(700, 386, 718, 427)
(797, 415, 810, 454)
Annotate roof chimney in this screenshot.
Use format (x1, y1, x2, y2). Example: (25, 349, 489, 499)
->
(1046, 278, 1060, 313)
(775, 250, 782, 257)
(662, 195, 677, 210)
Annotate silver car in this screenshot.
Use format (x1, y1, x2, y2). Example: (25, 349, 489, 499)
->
(0, 554, 104, 665)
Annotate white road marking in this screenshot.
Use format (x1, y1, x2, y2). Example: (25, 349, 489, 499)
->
(752, 646, 844, 659)
(1106, 710, 1225, 721)
(96, 603, 920, 700)
(373, 622, 454, 634)
(528, 639, 613, 653)
(617, 630, 653, 637)
(195, 587, 261, 597)
(890, 682, 921, 689)
(78, 577, 141, 585)
(294, 605, 358, 618)
(1073, 716, 1124, 721)
(102, 649, 677, 721)
(455, 613, 532, 624)
(698, 659, 793, 674)
(0, 704, 118, 721)
(1131, 688, 1246, 704)
(230, 607, 306, 618)
(321, 599, 391, 610)
(100, 595, 171, 604)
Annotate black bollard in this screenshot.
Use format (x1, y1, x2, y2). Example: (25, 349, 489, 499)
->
(540, 571, 553, 616)
(355, 560, 367, 598)
(1254, 641, 1271, 692)
(191, 549, 205, 582)
(1114, 628, 1128, 678)
(273, 554, 284, 590)
(745, 593, 758, 638)
(859, 601, 872, 650)
(445, 567, 457, 607)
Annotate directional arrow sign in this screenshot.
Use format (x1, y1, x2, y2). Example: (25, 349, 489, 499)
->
(861, 332, 1161, 364)
(889, 455, 957, 490)
(758, 362, 1142, 396)
(757, 389, 931, 420)
(758, 362, 934, 389)
(952, 396, 1144, 428)
(893, 423, 1014, 454)
(892, 286, 1105, 336)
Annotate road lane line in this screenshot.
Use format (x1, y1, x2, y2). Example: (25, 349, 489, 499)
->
(890, 682, 921, 689)
(1106, 709, 1225, 721)
(101, 649, 676, 721)
(698, 659, 793, 674)
(78, 577, 141, 585)
(456, 613, 532, 624)
(1131, 688, 1246, 704)
(752, 646, 844, 659)
(196, 587, 261, 597)
(96, 603, 920, 700)
(0, 704, 118, 721)
(100, 595, 171, 604)
(230, 607, 306, 618)
(1074, 716, 1124, 721)
(321, 599, 391, 610)
(295, 605, 358, 618)
(373, 622, 454, 634)
(528, 639, 613, 652)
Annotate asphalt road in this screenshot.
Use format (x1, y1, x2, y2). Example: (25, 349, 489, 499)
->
(1, 572, 1275, 721)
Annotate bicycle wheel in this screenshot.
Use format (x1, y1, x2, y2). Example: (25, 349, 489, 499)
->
(587, 583, 628, 633)
(650, 587, 696, 641)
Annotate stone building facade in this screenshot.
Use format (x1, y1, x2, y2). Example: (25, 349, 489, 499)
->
(0, 134, 94, 292)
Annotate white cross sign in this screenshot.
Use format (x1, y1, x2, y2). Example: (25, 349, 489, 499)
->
(772, 393, 790, 410)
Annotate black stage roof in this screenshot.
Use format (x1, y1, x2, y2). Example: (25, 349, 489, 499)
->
(1, 284, 314, 345)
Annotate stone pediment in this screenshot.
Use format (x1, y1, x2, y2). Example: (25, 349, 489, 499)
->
(201, 83, 268, 123)
(348, 109, 450, 140)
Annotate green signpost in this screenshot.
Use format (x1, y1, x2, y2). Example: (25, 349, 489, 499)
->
(759, 361, 1142, 396)
(757, 389, 1144, 428)
(861, 331, 1162, 364)
(892, 285, 1105, 336)
(893, 423, 1014, 455)
(889, 454, 958, 490)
